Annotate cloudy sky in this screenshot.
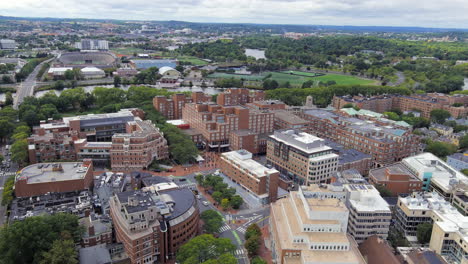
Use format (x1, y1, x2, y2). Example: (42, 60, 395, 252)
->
(2, 0, 468, 28)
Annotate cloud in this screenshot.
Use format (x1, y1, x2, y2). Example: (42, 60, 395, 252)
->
(1, 0, 467, 28)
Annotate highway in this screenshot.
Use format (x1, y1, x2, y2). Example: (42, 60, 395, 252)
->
(13, 57, 55, 109)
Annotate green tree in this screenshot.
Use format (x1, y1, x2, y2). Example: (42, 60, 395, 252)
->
(201, 253, 237, 264)
(1, 175, 15, 206)
(384, 112, 401, 121)
(375, 184, 393, 197)
(461, 169, 468, 176)
(64, 69, 75, 80)
(4, 92, 13, 106)
(245, 236, 260, 257)
(245, 224, 262, 241)
(0, 119, 15, 142)
(10, 139, 28, 165)
(425, 141, 457, 158)
(200, 210, 224, 234)
(251, 257, 268, 264)
(221, 198, 230, 211)
(93, 87, 126, 108)
(60, 87, 86, 110)
(430, 109, 451, 124)
(176, 234, 236, 264)
(40, 239, 78, 264)
(230, 195, 243, 209)
(460, 134, 468, 149)
(212, 191, 223, 203)
(114, 75, 122, 87)
(416, 223, 433, 244)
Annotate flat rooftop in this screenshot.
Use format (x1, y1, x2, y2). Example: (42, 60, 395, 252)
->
(270, 129, 331, 154)
(18, 162, 90, 184)
(222, 150, 278, 178)
(345, 184, 390, 212)
(274, 110, 308, 124)
(370, 163, 420, 182)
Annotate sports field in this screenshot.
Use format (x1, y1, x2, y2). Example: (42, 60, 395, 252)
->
(208, 71, 374, 86)
(176, 56, 209, 66)
(111, 47, 147, 55)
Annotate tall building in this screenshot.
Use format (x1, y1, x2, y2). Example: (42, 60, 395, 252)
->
(395, 192, 468, 264)
(332, 94, 468, 119)
(219, 149, 279, 204)
(216, 88, 264, 106)
(269, 186, 366, 264)
(303, 183, 391, 243)
(300, 109, 420, 167)
(153, 92, 211, 120)
(267, 129, 339, 185)
(75, 39, 109, 50)
(182, 103, 274, 152)
(109, 187, 199, 264)
(0, 39, 16, 50)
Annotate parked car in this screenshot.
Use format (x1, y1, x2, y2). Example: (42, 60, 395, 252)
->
(196, 195, 201, 199)
(202, 201, 209, 206)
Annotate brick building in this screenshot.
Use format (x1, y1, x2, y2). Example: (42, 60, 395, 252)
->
(181, 102, 274, 152)
(267, 129, 339, 185)
(153, 92, 211, 120)
(369, 163, 423, 196)
(216, 88, 265, 106)
(109, 188, 199, 264)
(80, 214, 113, 247)
(332, 93, 468, 119)
(15, 160, 94, 198)
(219, 150, 279, 204)
(300, 109, 420, 167)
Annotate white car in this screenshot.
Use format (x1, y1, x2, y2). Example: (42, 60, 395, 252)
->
(202, 201, 209, 206)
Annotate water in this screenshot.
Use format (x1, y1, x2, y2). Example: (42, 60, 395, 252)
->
(464, 78, 468, 91)
(245, 49, 266, 60)
(34, 85, 224, 98)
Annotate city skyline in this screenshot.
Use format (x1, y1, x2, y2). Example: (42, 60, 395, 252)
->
(2, 0, 468, 29)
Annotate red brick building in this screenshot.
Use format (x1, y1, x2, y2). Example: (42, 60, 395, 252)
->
(15, 159, 94, 198)
(153, 92, 211, 120)
(368, 163, 423, 196)
(80, 214, 113, 247)
(216, 88, 265, 106)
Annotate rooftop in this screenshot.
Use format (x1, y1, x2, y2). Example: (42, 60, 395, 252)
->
(345, 184, 390, 212)
(270, 129, 332, 154)
(221, 150, 278, 178)
(17, 162, 90, 184)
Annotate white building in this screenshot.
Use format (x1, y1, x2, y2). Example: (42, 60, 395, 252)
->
(158, 66, 180, 78)
(80, 67, 105, 79)
(402, 152, 468, 199)
(47, 67, 73, 77)
(0, 39, 16, 50)
(75, 39, 109, 51)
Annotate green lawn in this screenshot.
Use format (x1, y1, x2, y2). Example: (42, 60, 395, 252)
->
(208, 71, 375, 86)
(176, 56, 209, 66)
(111, 47, 147, 55)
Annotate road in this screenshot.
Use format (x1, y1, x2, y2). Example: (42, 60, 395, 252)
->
(13, 57, 55, 109)
(0, 145, 18, 226)
(174, 171, 270, 264)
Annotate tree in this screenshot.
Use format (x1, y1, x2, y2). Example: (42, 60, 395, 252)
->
(416, 223, 433, 244)
(384, 112, 400, 121)
(212, 191, 223, 203)
(40, 239, 78, 264)
(10, 139, 28, 165)
(461, 169, 468, 176)
(4, 92, 13, 106)
(245, 224, 261, 241)
(114, 75, 121, 87)
(0, 155, 3, 163)
(1, 175, 15, 206)
(251, 257, 268, 264)
(430, 109, 451, 124)
(64, 69, 75, 80)
(425, 141, 457, 158)
(201, 253, 237, 264)
(375, 184, 393, 197)
(460, 134, 468, 149)
(230, 195, 243, 209)
(245, 236, 260, 257)
(176, 234, 236, 264)
(200, 210, 224, 234)
(175, 65, 184, 73)
(221, 198, 230, 211)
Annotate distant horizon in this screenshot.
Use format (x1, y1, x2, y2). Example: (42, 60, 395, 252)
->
(1, 0, 467, 29)
(1, 14, 468, 32)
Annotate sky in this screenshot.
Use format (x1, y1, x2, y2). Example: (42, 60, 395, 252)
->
(1, 0, 468, 28)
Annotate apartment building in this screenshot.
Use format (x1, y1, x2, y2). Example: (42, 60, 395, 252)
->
(267, 129, 339, 185)
(216, 88, 264, 106)
(324, 140, 372, 176)
(269, 186, 365, 264)
(219, 150, 279, 204)
(447, 152, 468, 171)
(272, 110, 309, 132)
(110, 120, 169, 172)
(300, 109, 420, 167)
(153, 92, 211, 120)
(109, 187, 199, 264)
(395, 192, 468, 264)
(369, 163, 423, 196)
(181, 102, 274, 151)
(303, 183, 391, 244)
(332, 93, 468, 119)
(27, 109, 168, 172)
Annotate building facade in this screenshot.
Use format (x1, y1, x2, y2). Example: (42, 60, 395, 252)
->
(267, 129, 339, 185)
(369, 163, 423, 196)
(153, 92, 211, 120)
(216, 88, 265, 106)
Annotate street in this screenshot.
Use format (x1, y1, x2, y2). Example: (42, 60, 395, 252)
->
(0, 144, 18, 226)
(13, 56, 55, 109)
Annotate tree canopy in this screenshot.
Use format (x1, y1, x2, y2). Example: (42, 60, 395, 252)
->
(200, 210, 224, 234)
(176, 234, 236, 264)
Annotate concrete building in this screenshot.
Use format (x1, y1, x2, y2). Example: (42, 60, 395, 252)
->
(79, 214, 113, 248)
(395, 192, 468, 264)
(216, 88, 265, 106)
(267, 130, 339, 185)
(447, 152, 468, 171)
(15, 160, 94, 198)
(358, 236, 401, 264)
(80, 67, 106, 79)
(182, 103, 274, 152)
(269, 186, 366, 264)
(369, 163, 423, 196)
(0, 39, 17, 50)
(158, 66, 181, 83)
(303, 183, 391, 243)
(47, 67, 73, 78)
(75, 39, 109, 50)
(153, 92, 211, 120)
(219, 150, 279, 204)
(332, 94, 468, 119)
(324, 140, 372, 176)
(402, 153, 468, 200)
(300, 109, 420, 167)
(273, 110, 309, 132)
(109, 187, 199, 264)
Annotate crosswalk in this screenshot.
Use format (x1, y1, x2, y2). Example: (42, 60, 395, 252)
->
(234, 249, 245, 257)
(236, 226, 247, 233)
(218, 224, 231, 233)
(178, 182, 196, 189)
(1, 172, 15, 177)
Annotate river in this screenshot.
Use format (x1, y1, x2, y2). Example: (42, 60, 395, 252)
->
(34, 85, 225, 98)
(245, 49, 266, 60)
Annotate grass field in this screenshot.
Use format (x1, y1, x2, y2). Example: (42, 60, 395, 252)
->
(176, 56, 209, 66)
(111, 47, 147, 55)
(208, 71, 374, 86)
